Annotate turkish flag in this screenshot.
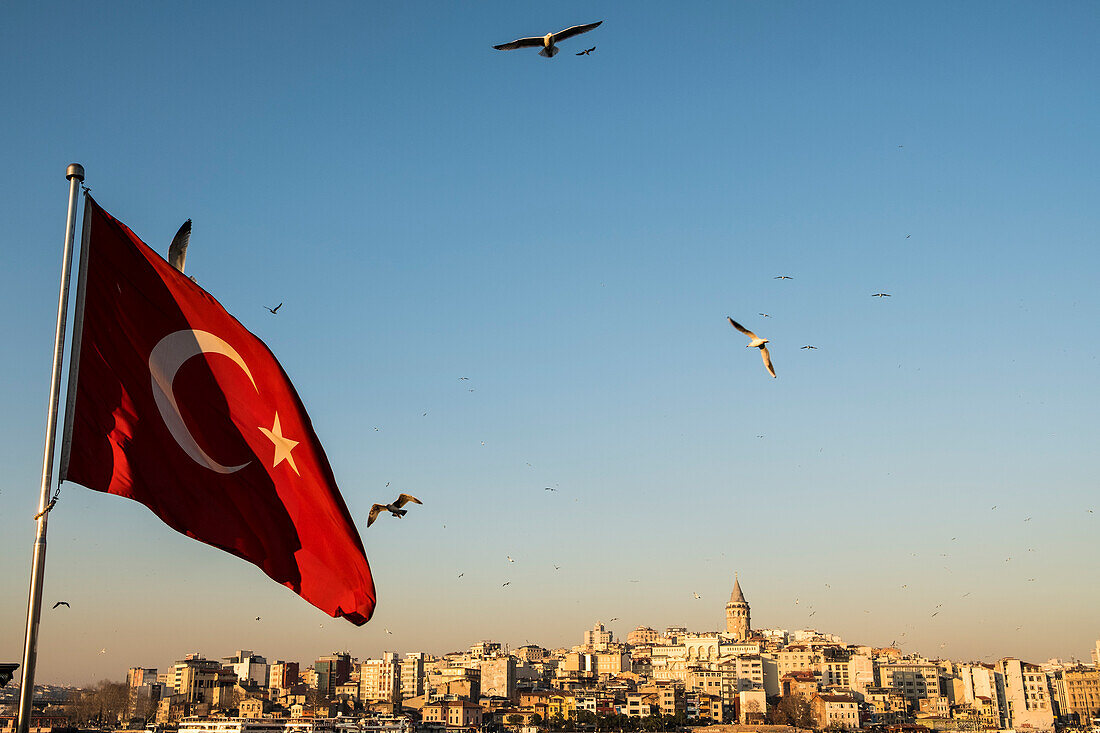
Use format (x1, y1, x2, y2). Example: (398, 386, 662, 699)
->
(62, 197, 375, 625)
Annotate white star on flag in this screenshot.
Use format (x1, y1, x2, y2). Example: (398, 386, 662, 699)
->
(259, 413, 299, 475)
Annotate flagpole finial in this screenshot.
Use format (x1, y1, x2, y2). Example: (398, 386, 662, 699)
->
(66, 164, 84, 182)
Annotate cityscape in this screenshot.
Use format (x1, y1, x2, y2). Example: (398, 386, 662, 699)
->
(3, 578, 1098, 733)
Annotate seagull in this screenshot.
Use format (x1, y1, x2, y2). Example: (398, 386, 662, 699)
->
(871, 293, 892, 298)
(774, 275, 793, 280)
(609, 617, 619, 622)
(266, 303, 283, 314)
(366, 493, 422, 527)
(168, 220, 191, 273)
(507, 556, 515, 563)
(800, 345, 818, 350)
(502, 581, 511, 587)
(385, 628, 393, 635)
(693, 592, 701, 599)
(758, 313, 771, 318)
(931, 612, 939, 618)
(728, 317, 776, 378)
(1024, 516, 1031, 522)
(576, 46, 596, 56)
(459, 377, 469, 380)
(99, 648, 107, 655)
(554, 565, 562, 571)
(493, 21, 602, 58)
(255, 617, 261, 621)
(905, 234, 911, 239)
(52, 601, 70, 609)
(544, 487, 557, 492)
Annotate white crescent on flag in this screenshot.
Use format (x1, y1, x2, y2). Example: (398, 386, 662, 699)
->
(148, 329, 258, 474)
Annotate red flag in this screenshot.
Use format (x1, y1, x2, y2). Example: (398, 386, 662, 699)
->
(62, 197, 375, 625)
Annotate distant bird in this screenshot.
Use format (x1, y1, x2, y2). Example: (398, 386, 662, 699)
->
(800, 345, 818, 350)
(459, 377, 469, 380)
(168, 220, 191, 273)
(901, 584, 908, 589)
(931, 612, 939, 618)
(1024, 516, 1031, 522)
(502, 582, 511, 587)
(544, 487, 557, 492)
(52, 601, 69, 609)
(554, 566, 562, 571)
(905, 234, 911, 239)
(1027, 578, 1036, 582)
(963, 592, 971, 597)
(366, 493, 423, 527)
(809, 611, 816, 617)
(99, 648, 107, 655)
(507, 556, 515, 563)
(255, 616, 261, 621)
(493, 21, 602, 58)
(576, 46, 596, 56)
(728, 317, 776, 378)
(871, 293, 892, 298)
(629, 579, 639, 583)
(422, 411, 428, 416)
(991, 505, 997, 510)
(458, 573, 464, 578)
(385, 628, 393, 635)
(609, 617, 619, 622)
(266, 303, 283, 314)
(774, 275, 793, 280)
(759, 313, 771, 318)
(693, 592, 701, 599)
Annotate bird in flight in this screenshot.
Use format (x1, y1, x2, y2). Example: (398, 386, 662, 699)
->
(366, 493, 423, 527)
(554, 565, 561, 571)
(905, 234, 911, 239)
(458, 572, 464, 578)
(609, 617, 619, 622)
(693, 592, 701, 599)
(728, 317, 776, 378)
(168, 220, 191, 274)
(544, 487, 556, 491)
(502, 581, 511, 587)
(52, 601, 70, 609)
(758, 313, 771, 318)
(459, 377, 469, 380)
(871, 293, 892, 298)
(255, 616, 261, 621)
(774, 275, 793, 280)
(576, 46, 596, 56)
(800, 345, 818, 350)
(99, 648, 107, 655)
(507, 556, 516, 563)
(493, 21, 602, 58)
(384, 628, 393, 635)
(266, 302, 283, 314)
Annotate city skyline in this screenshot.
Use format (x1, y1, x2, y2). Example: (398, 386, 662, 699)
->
(2, 2, 1098, 687)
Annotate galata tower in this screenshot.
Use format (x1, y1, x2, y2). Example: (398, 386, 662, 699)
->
(725, 573, 750, 640)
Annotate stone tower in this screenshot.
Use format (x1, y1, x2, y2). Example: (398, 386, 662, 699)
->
(725, 573, 750, 640)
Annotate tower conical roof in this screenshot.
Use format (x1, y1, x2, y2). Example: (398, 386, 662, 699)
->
(729, 574, 747, 604)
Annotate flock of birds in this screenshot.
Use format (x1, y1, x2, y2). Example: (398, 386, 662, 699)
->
(726, 276, 894, 378)
(144, 23, 1090, 655)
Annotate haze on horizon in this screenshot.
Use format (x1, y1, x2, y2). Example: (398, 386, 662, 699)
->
(1, 2, 1097, 686)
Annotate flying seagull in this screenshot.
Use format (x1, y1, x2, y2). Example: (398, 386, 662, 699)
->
(168, 220, 191, 273)
(871, 293, 892, 298)
(728, 317, 776, 378)
(255, 616, 261, 621)
(801, 345, 818, 350)
(774, 275, 793, 280)
(266, 302, 283, 314)
(507, 556, 515, 563)
(759, 313, 771, 318)
(576, 46, 596, 56)
(493, 21, 602, 58)
(502, 581, 511, 587)
(693, 592, 701, 599)
(52, 601, 70, 609)
(366, 493, 423, 527)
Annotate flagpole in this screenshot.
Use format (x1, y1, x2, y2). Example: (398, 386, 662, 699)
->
(16, 163, 85, 733)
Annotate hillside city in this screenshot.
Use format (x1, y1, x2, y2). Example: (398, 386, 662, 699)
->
(3, 578, 1099, 733)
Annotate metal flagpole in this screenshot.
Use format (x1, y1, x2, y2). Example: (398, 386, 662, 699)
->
(16, 163, 85, 733)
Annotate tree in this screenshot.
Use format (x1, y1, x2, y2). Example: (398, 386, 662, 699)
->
(531, 714, 544, 725)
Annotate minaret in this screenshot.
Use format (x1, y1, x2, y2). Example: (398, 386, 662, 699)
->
(725, 573, 750, 640)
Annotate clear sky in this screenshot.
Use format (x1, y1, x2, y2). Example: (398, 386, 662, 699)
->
(2, 2, 1098, 686)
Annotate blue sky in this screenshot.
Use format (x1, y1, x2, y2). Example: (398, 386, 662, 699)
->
(1, 2, 1098, 684)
